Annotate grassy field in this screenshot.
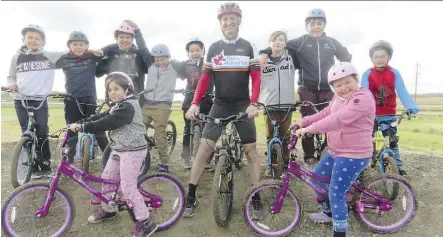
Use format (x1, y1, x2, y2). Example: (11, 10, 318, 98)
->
(2, 103, 443, 156)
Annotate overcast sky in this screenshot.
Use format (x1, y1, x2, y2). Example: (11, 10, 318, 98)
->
(1, 1, 442, 100)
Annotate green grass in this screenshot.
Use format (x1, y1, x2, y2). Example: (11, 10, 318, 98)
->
(2, 104, 443, 156)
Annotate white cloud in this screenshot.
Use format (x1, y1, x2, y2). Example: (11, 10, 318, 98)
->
(1, 1, 442, 100)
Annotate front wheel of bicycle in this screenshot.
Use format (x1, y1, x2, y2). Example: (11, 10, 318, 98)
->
(352, 173, 418, 233)
(1, 182, 75, 237)
(212, 154, 234, 227)
(381, 155, 400, 200)
(270, 143, 285, 179)
(10, 137, 33, 188)
(191, 124, 201, 163)
(80, 135, 92, 173)
(137, 173, 185, 231)
(166, 120, 177, 155)
(243, 180, 302, 237)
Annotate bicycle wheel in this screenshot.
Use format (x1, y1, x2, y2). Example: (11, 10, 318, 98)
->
(381, 155, 400, 200)
(80, 135, 92, 173)
(10, 137, 33, 188)
(166, 120, 177, 155)
(191, 124, 201, 162)
(1, 182, 75, 237)
(212, 154, 234, 227)
(137, 173, 185, 231)
(352, 173, 418, 233)
(270, 143, 285, 179)
(243, 180, 302, 237)
(229, 124, 243, 169)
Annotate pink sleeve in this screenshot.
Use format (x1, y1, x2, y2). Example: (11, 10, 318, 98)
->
(306, 92, 374, 134)
(301, 104, 332, 127)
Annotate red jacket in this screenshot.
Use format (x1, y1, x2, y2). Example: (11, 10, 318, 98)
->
(362, 65, 397, 115)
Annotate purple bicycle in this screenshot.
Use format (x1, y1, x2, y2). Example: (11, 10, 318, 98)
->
(1, 128, 186, 237)
(243, 127, 418, 236)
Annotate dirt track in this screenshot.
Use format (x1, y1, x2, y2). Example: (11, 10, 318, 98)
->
(1, 138, 442, 237)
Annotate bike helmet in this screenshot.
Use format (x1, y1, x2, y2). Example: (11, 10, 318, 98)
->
(185, 38, 204, 52)
(21, 24, 46, 41)
(114, 21, 135, 37)
(305, 8, 327, 24)
(151, 44, 171, 57)
(369, 40, 393, 58)
(67, 31, 89, 46)
(328, 62, 359, 85)
(106, 71, 135, 91)
(217, 2, 242, 20)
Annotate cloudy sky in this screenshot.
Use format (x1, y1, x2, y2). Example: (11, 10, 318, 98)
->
(1, 1, 442, 100)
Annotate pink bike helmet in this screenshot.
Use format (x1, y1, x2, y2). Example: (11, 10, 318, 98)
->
(106, 71, 135, 91)
(114, 21, 135, 37)
(328, 62, 359, 85)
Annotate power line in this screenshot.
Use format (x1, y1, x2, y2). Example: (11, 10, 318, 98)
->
(414, 62, 421, 102)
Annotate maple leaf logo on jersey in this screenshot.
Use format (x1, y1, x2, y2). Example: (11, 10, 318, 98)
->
(213, 50, 226, 66)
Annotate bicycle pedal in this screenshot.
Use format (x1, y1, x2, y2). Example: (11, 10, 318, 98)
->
(271, 163, 280, 167)
(50, 135, 59, 139)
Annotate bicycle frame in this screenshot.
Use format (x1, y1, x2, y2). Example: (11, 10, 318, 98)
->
(272, 135, 393, 214)
(37, 130, 162, 218)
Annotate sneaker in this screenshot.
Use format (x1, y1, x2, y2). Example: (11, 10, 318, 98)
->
(183, 196, 197, 218)
(308, 212, 332, 223)
(87, 209, 117, 224)
(204, 160, 212, 169)
(251, 197, 263, 220)
(182, 157, 192, 169)
(31, 171, 44, 179)
(399, 169, 407, 176)
(134, 217, 158, 237)
(159, 164, 169, 173)
(42, 170, 53, 178)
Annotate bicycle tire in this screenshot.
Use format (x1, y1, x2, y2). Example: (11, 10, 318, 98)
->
(137, 173, 185, 231)
(270, 143, 284, 180)
(243, 179, 302, 237)
(212, 154, 234, 227)
(230, 124, 243, 169)
(381, 155, 400, 200)
(352, 173, 417, 233)
(167, 120, 177, 155)
(1, 181, 75, 237)
(80, 136, 91, 173)
(10, 137, 33, 188)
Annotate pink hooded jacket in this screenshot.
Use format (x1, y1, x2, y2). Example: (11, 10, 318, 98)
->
(301, 88, 376, 159)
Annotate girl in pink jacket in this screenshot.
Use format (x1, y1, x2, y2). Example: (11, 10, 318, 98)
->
(293, 62, 375, 237)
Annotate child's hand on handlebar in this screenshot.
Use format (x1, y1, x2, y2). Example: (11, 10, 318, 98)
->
(295, 128, 309, 138)
(8, 84, 17, 91)
(290, 121, 303, 130)
(68, 123, 81, 132)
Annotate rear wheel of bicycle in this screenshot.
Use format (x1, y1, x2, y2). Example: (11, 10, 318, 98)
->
(270, 143, 285, 180)
(137, 173, 185, 231)
(352, 173, 417, 233)
(212, 154, 234, 227)
(80, 136, 92, 173)
(166, 120, 177, 155)
(381, 155, 400, 200)
(243, 179, 302, 237)
(1, 181, 75, 237)
(11, 137, 33, 188)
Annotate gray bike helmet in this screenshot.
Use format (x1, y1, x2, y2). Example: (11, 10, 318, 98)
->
(305, 8, 327, 24)
(67, 31, 89, 46)
(369, 40, 393, 58)
(151, 44, 170, 57)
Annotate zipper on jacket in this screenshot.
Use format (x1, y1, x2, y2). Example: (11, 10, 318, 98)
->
(316, 40, 322, 91)
(153, 67, 160, 100)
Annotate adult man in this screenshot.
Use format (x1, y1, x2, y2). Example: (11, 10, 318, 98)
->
(183, 2, 263, 219)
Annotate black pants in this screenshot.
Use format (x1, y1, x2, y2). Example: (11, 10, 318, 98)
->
(181, 97, 213, 159)
(14, 99, 51, 171)
(298, 87, 334, 158)
(64, 97, 108, 159)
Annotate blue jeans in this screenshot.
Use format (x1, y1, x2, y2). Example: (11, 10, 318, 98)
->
(312, 152, 370, 232)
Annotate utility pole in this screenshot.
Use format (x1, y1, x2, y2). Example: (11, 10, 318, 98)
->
(414, 62, 421, 102)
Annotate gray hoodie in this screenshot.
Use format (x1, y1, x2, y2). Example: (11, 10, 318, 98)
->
(258, 50, 296, 106)
(144, 63, 178, 106)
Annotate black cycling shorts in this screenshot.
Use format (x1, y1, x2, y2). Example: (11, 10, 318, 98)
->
(201, 101, 256, 144)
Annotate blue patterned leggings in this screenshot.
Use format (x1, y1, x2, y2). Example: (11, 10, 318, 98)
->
(312, 152, 370, 232)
